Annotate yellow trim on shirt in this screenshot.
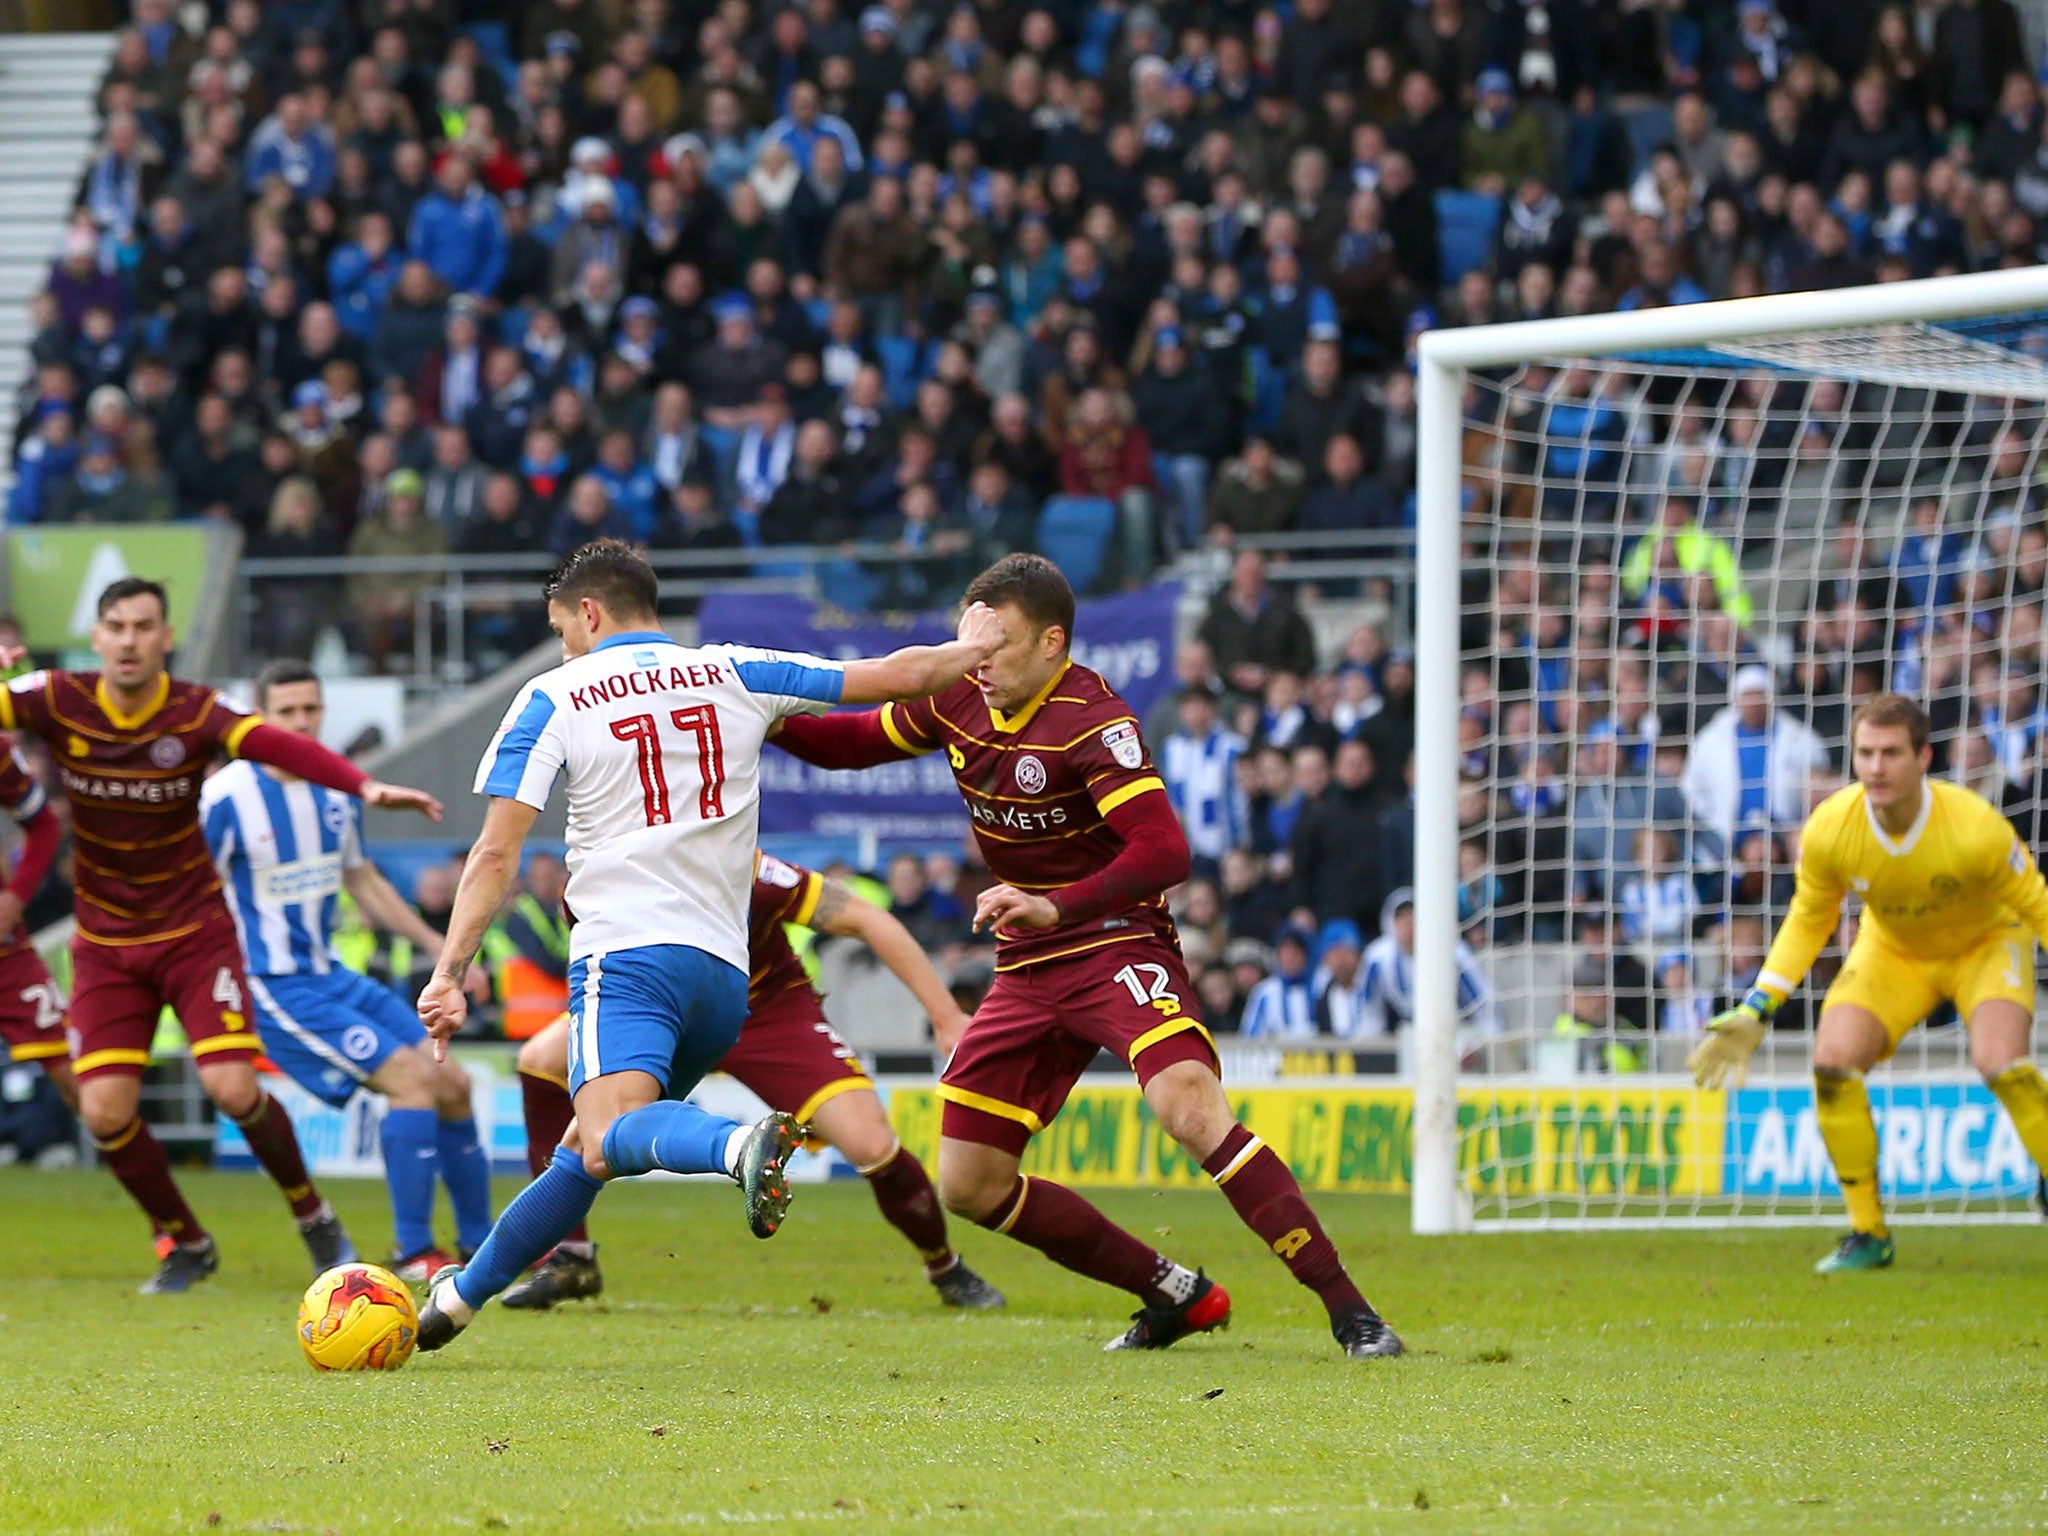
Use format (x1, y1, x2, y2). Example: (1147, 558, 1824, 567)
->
(223, 713, 264, 755)
(1094, 776, 1165, 817)
(791, 871, 824, 929)
(987, 658, 1073, 735)
(94, 674, 170, 732)
(991, 930, 1154, 971)
(879, 701, 933, 756)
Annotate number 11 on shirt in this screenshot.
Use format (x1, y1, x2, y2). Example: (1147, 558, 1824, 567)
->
(610, 705, 726, 826)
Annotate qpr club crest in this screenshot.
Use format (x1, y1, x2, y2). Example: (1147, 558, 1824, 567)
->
(1014, 754, 1047, 793)
(149, 736, 186, 768)
(1099, 721, 1143, 770)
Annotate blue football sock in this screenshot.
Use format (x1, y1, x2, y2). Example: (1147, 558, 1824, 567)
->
(601, 1101, 743, 1178)
(454, 1145, 602, 1311)
(380, 1107, 440, 1258)
(435, 1115, 494, 1252)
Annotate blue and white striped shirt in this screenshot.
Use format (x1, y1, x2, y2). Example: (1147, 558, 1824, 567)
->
(1162, 726, 1247, 862)
(1354, 935, 1501, 1038)
(201, 760, 366, 977)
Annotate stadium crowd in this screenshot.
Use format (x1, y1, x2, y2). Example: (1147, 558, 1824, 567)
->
(5, 0, 2048, 1065)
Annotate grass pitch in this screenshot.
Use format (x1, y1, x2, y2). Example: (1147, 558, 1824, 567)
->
(1, 1170, 2043, 1534)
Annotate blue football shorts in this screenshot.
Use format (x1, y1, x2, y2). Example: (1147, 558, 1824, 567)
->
(565, 943, 748, 1098)
(246, 967, 430, 1107)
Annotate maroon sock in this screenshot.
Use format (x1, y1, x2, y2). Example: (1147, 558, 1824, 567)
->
(1202, 1123, 1371, 1325)
(981, 1175, 1180, 1306)
(861, 1145, 953, 1275)
(520, 1069, 588, 1246)
(233, 1091, 324, 1221)
(98, 1118, 207, 1247)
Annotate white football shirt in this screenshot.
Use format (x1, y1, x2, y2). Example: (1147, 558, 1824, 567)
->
(476, 630, 844, 971)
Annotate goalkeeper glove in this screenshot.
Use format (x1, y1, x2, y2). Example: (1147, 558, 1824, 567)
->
(1686, 988, 1776, 1090)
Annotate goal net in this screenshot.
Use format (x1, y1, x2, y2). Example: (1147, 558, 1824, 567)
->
(1410, 271, 2048, 1231)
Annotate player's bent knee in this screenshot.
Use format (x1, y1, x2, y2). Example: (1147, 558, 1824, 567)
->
(935, 1164, 1006, 1222)
(937, 1181, 1002, 1222)
(432, 1056, 474, 1111)
(516, 1030, 566, 1080)
(815, 1094, 896, 1169)
(579, 1145, 613, 1182)
(1974, 1044, 2028, 1082)
(197, 1062, 261, 1120)
(373, 1048, 435, 1108)
(80, 1093, 135, 1141)
(1143, 1061, 1233, 1158)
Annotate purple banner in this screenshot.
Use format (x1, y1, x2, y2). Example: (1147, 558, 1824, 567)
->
(701, 583, 1181, 838)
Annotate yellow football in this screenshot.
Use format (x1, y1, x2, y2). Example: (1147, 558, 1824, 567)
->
(297, 1262, 419, 1372)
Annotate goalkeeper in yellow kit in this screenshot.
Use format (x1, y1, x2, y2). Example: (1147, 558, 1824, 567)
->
(1689, 693, 2048, 1272)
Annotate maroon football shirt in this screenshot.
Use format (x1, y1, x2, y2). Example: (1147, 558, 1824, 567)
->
(0, 670, 259, 947)
(748, 851, 827, 1011)
(875, 660, 1172, 970)
(0, 744, 49, 962)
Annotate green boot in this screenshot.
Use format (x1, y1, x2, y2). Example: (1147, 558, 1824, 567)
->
(1815, 1231, 1895, 1273)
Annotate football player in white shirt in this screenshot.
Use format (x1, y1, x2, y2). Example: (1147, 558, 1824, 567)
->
(413, 539, 1004, 1350)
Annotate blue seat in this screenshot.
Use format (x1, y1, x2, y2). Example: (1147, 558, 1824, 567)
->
(1246, 346, 1287, 435)
(874, 334, 928, 413)
(461, 22, 520, 93)
(1434, 190, 1502, 284)
(1076, 6, 1122, 79)
(1035, 496, 1117, 595)
(816, 558, 882, 611)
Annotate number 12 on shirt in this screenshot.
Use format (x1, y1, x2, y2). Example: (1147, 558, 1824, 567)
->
(610, 705, 727, 826)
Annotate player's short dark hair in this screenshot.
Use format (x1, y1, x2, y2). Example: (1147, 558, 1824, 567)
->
(543, 538, 658, 621)
(96, 576, 168, 619)
(1851, 691, 1931, 752)
(253, 657, 320, 711)
(964, 553, 1074, 650)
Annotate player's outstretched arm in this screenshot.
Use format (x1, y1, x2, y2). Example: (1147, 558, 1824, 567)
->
(418, 796, 537, 1057)
(838, 601, 1005, 705)
(1688, 992, 1775, 1090)
(0, 802, 59, 937)
(235, 722, 444, 820)
(809, 877, 974, 1053)
(1982, 815, 2048, 955)
(1689, 816, 1844, 1089)
(343, 861, 489, 999)
(769, 708, 917, 769)
(973, 786, 1192, 935)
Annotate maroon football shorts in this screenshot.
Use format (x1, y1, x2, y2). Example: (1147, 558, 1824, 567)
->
(71, 918, 259, 1082)
(0, 944, 69, 1064)
(720, 988, 876, 1127)
(938, 936, 1219, 1156)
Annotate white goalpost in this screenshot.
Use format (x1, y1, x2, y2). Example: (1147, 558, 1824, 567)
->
(1412, 267, 2048, 1234)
